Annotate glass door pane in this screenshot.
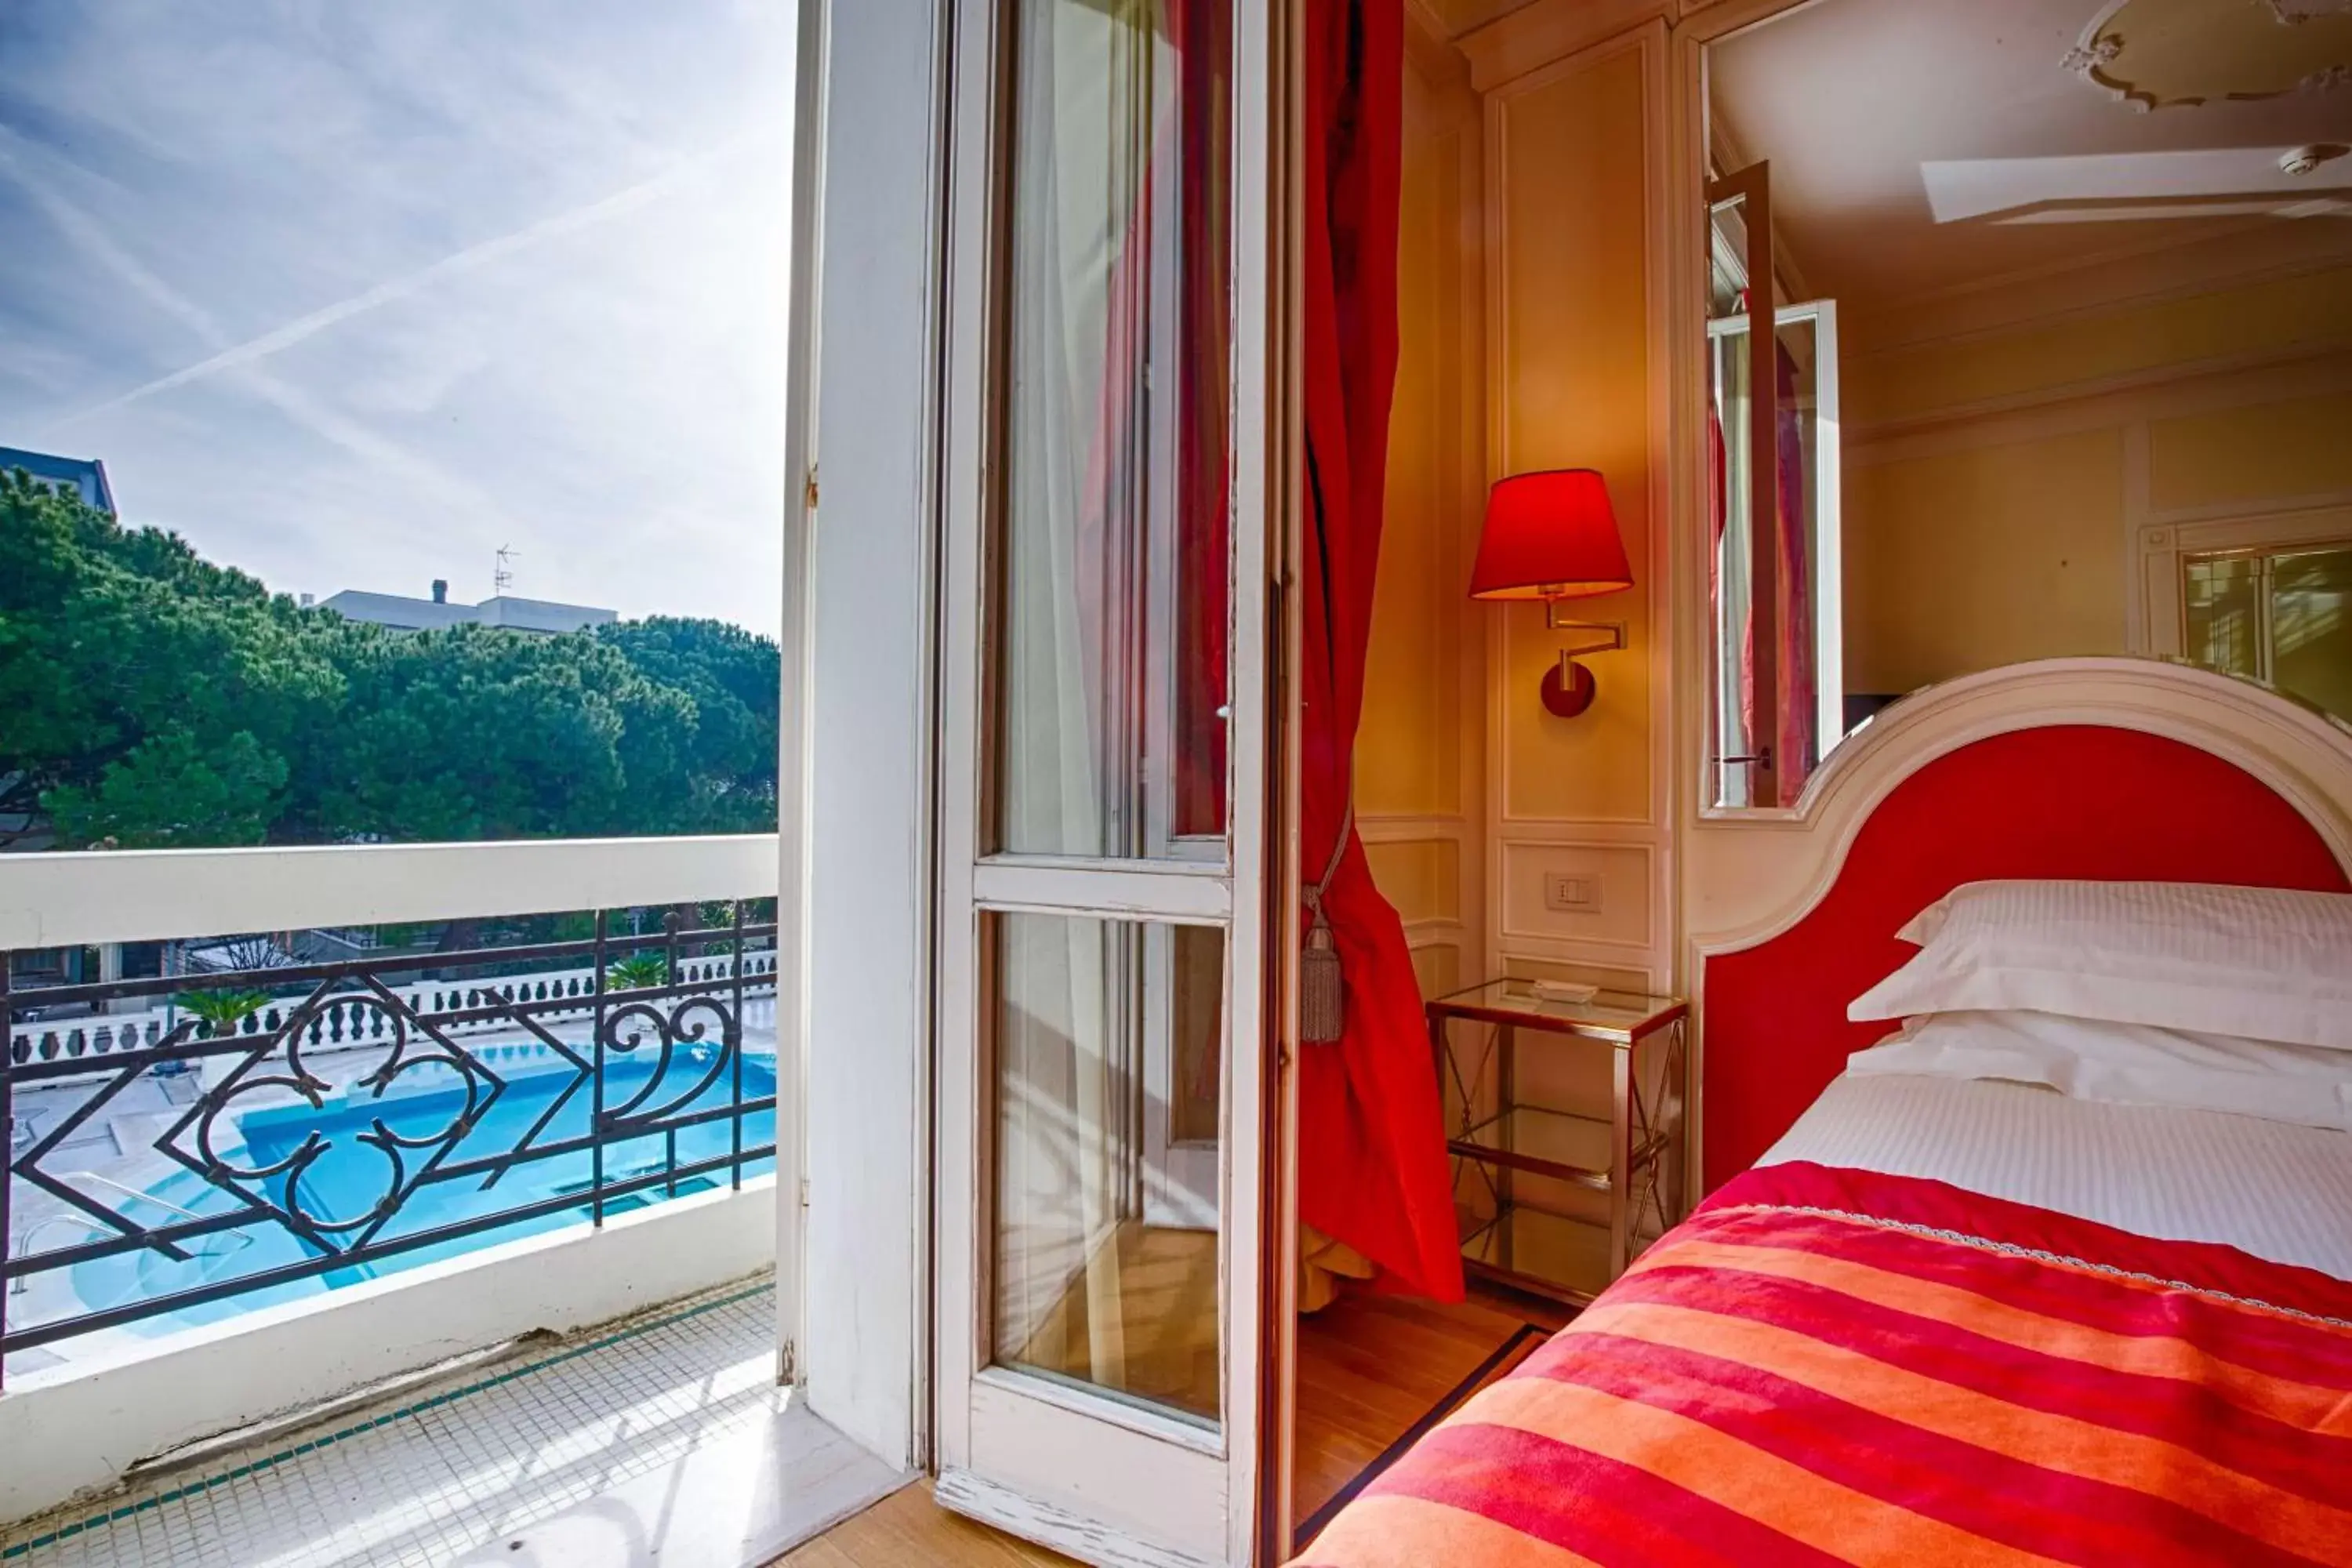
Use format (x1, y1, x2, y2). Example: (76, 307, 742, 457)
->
(993, 913, 1225, 1427)
(2272, 546, 2352, 723)
(931, 0, 1266, 1555)
(2188, 544, 2352, 723)
(1704, 166, 1784, 809)
(995, 0, 1232, 862)
(2184, 554, 2265, 681)
(1711, 301, 1842, 806)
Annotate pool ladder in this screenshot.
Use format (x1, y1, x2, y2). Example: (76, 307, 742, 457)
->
(9, 1173, 252, 1294)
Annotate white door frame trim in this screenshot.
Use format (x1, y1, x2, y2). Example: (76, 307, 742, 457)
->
(796, 0, 953, 1475)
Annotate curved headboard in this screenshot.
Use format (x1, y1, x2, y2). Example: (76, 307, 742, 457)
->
(1692, 659, 2352, 1191)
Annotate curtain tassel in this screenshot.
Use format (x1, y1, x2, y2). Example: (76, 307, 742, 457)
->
(1301, 798, 1353, 1045)
(1301, 909, 1344, 1044)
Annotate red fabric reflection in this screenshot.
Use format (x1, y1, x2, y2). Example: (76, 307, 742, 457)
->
(1296, 0, 1464, 1302)
(1174, 0, 1232, 839)
(1708, 328, 1817, 807)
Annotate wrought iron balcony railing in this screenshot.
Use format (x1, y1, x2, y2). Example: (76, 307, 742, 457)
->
(1, 909, 779, 1383)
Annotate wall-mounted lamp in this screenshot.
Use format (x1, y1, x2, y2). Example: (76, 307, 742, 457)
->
(1468, 469, 1634, 719)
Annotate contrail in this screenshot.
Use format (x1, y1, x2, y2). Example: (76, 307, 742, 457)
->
(0, 126, 223, 347)
(38, 130, 768, 431)
(1, 126, 524, 534)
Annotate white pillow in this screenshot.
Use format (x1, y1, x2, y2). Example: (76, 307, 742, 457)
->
(1847, 880, 2352, 1050)
(1849, 1010, 2352, 1131)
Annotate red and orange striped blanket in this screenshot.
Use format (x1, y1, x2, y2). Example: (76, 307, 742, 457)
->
(1296, 1162, 2352, 1566)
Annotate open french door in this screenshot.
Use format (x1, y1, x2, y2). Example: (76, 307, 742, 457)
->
(932, 0, 1285, 1564)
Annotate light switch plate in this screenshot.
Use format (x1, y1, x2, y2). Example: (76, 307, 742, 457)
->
(1543, 873, 1601, 914)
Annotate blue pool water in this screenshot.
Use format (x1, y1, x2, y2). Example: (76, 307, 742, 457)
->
(71, 1051, 775, 1334)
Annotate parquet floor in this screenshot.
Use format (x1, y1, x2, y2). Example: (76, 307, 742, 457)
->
(776, 1283, 1570, 1565)
(1009, 1221, 1222, 1421)
(1291, 1284, 1563, 1530)
(775, 1481, 1076, 1566)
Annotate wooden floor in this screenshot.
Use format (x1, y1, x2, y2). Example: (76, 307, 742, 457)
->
(1011, 1222, 1221, 1422)
(774, 1283, 1570, 1566)
(1291, 1283, 1568, 1530)
(775, 1480, 1076, 1566)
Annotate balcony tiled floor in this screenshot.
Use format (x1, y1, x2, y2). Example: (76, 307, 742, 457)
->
(0, 1279, 904, 1567)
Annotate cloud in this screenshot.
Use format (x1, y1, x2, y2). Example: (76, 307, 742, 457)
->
(41, 131, 769, 432)
(0, 121, 530, 545)
(0, 3, 796, 636)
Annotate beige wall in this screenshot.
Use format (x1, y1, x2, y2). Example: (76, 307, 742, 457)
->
(1842, 265, 2352, 695)
(1479, 25, 1669, 999)
(1844, 429, 2126, 695)
(1361, 23, 1487, 1002)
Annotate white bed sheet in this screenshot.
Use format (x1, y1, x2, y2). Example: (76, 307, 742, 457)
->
(1759, 1072, 2352, 1284)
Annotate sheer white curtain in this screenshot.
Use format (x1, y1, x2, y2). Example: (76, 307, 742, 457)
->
(992, 0, 1166, 1379)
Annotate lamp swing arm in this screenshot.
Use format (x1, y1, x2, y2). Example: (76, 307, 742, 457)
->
(1542, 605, 1628, 655)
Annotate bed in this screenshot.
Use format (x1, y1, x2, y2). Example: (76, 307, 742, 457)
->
(1293, 659, 2352, 1567)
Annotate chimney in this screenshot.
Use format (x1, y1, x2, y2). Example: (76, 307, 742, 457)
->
(431, 579, 448, 604)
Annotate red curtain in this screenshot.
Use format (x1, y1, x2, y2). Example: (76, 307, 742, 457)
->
(1773, 343, 1815, 801)
(1174, 0, 1232, 838)
(1295, 0, 1465, 1302)
(1708, 329, 1816, 807)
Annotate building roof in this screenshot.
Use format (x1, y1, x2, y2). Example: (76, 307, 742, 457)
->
(316, 590, 483, 632)
(474, 595, 621, 633)
(318, 589, 618, 635)
(0, 447, 116, 516)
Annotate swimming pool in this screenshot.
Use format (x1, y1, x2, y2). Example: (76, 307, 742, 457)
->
(70, 1051, 776, 1335)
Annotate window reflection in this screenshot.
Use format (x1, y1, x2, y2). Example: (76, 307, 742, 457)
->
(993, 0, 1232, 861)
(992, 912, 1225, 1428)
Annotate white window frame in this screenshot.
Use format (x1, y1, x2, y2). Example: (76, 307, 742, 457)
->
(2133, 502, 2352, 664)
(1704, 296, 1843, 811)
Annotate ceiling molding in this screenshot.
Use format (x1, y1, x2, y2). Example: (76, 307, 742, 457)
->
(2063, 0, 2352, 111)
(1842, 343, 2352, 462)
(1405, 0, 1483, 119)
(1843, 220, 2352, 354)
(1459, 0, 1674, 90)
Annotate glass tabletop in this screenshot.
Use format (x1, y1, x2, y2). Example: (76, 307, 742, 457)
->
(1428, 978, 1686, 1040)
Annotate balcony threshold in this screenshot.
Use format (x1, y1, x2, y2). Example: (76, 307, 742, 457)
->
(0, 1278, 906, 1568)
(122, 1324, 562, 1490)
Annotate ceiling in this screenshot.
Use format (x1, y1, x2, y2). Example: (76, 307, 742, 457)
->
(1708, 0, 2352, 310)
(1417, 0, 1546, 40)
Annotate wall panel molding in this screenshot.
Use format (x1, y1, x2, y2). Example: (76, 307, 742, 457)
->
(1496, 838, 1661, 956)
(1460, 0, 1672, 90)
(1846, 341, 2352, 452)
(1481, 20, 1674, 990)
(1845, 354, 2352, 469)
(1844, 225, 2352, 358)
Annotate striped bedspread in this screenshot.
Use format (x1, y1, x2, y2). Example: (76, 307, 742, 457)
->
(1295, 1162, 2352, 1566)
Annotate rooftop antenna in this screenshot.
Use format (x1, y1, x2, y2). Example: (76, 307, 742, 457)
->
(493, 545, 517, 597)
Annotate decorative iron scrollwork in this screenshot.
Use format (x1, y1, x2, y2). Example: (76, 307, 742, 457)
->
(1, 909, 779, 1379)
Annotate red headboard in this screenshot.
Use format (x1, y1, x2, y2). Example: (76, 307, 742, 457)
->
(1695, 663, 2352, 1192)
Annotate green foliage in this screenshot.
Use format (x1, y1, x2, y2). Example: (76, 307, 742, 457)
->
(2, 470, 339, 844)
(605, 953, 669, 990)
(176, 989, 274, 1036)
(47, 729, 289, 848)
(592, 619, 779, 832)
(2, 470, 781, 849)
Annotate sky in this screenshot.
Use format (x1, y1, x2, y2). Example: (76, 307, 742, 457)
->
(0, 2, 797, 637)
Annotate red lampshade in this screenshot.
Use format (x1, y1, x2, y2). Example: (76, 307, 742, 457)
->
(1468, 469, 1633, 601)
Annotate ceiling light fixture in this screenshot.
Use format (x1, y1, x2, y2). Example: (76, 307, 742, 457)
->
(2281, 142, 2351, 176)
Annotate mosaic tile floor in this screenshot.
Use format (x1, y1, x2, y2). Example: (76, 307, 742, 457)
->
(1, 1280, 905, 1567)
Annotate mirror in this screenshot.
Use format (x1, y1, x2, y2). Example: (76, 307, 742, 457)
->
(1703, 0, 2352, 811)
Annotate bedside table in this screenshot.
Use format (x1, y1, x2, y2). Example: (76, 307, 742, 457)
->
(1425, 982, 1690, 1304)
